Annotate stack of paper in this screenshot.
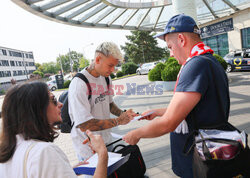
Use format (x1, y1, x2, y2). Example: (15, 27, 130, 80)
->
(74, 152, 129, 175)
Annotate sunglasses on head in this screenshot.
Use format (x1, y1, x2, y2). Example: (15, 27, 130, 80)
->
(51, 95, 58, 106)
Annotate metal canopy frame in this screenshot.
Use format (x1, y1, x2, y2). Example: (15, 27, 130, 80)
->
(12, 0, 250, 32)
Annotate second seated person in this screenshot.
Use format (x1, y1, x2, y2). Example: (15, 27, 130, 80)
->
(68, 42, 136, 162)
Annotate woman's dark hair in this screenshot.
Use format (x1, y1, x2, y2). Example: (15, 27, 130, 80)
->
(0, 82, 59, 163)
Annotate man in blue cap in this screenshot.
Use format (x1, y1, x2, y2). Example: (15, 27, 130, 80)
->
(123, 14, 230, 177)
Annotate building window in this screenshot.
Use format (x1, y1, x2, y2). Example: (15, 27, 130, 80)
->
(1, 60, 10, 66)
(0, 71, 12, 77)
(10, 61, 15, 66)
(9, 50, 22, 57)
(242, 27, 250, 49)
(203, 33, 229, 57)
(2, 49, 7, 56)
(29, 62, 35, 66)
(28, 54, 34, 59)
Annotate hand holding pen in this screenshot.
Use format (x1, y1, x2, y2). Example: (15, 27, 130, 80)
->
(83, 130, 107, 155)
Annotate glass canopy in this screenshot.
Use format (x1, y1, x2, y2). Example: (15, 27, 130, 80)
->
(12, 0, 250, 31)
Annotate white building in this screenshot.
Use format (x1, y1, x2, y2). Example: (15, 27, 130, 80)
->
(200, 8, 250, 57)
(0, 46, 36, 90)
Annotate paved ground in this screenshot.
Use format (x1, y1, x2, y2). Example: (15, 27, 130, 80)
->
(53, 72, 250, 178)
(1, 72, 250, 177)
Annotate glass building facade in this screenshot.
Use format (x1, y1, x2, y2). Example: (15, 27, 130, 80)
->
(242, 27, 250, 49)
(203, 33, 229, 57)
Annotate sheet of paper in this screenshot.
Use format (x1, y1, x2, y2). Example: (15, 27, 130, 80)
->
(130, 111, 155, 122)
(111, 132, 123, 139)
(78, 152, 123, 168)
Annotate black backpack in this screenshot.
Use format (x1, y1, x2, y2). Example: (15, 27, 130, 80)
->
(59, 73, 110, 133)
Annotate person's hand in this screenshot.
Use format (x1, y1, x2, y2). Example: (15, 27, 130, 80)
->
(117, 109, 135, 125)
(83, 130, 107, 155)
(139, 110, 157, 121)
(73, 159, 89, 168)
(122, 130, 140, 145)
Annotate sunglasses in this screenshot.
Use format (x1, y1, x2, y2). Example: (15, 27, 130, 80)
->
(50, 95, 58, 106)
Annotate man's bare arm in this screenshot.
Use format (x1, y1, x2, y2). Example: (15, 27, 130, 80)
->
(123, 92, 201, 145)
(77, 109, 135, 132)
(138, 92, 201, 137)
(110, 102, 123, 116)
(77, 118, 117, 132)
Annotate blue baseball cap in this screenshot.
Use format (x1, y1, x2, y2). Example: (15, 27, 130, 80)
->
(154, 14, 201, 40)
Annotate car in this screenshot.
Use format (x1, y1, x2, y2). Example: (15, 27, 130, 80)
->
(224, 49, 250, 72)
(136, 62, 158, 75)
(64, 73, 73, 81)
(46, 80, 57, 91)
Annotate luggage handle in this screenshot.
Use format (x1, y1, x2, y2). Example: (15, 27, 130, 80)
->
(106, 138, 122, 148)
(112, 144, 127, 153)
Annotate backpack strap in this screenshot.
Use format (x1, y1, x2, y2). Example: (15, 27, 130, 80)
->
(74, 73, 91, 100)
(105, 77, 110, 89)
(74, 73, 110, 100)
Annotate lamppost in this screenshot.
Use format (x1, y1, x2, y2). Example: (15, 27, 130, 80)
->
(141, 45, 145, 64)
(83, 43, 94, 66)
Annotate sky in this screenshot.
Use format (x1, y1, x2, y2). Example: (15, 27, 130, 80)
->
(0, 1, 165, 64)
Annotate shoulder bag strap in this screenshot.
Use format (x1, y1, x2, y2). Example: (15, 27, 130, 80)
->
(23, 142, 37, 178)
(184, 56, 230, 155)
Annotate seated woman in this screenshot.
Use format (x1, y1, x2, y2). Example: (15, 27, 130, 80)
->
(0, 82, 108, 178)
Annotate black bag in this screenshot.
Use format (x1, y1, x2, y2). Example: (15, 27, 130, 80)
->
(59, 73, 109, 133)
(107, 139, 146, 178)
(184, 58, 250, 177)
(185, 123, 250, 178)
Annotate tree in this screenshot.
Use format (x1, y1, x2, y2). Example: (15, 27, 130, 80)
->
(56, 51, 83, 73)
(35, 63, 41, 70)
(42, 62, 60, 74)
(121, 30, 168, 64)
(79, 57, 89, 70)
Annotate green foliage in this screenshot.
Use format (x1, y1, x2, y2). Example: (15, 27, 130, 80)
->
(110, 73, 116, 79)
(116, 71, 124, 78)
(121, 30, 169, 64)
(161, 65, 180, 81)
(165, 57, 176, 64)
(42, 62, 60, 74)
(33, 70, 44, 78)
(0, 84, 5, 95)
(148, 63, 166, 81)
(56, 51, 83, 73)
(213, 53, 227, 70)
(63, 80, 71, 88)
(121, 62, 138, 75)
(161, 58, 181, 81)
(35, 63, 41, 70)
(79, 57, 89, 69)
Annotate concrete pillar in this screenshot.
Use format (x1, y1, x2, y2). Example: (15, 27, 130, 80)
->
(172, 0, 198, 22)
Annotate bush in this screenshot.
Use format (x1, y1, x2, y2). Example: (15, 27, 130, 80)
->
(116, 71, 124, 78)
(213, 54, 227, 70)
(110, 73, 116, 79)
(161, 58, 181, 81)
(148, 63, 166, 81)
(165, 57, 176, 64)
(121, 62, 138, 75)
(64, 80, 71, 88)
(33, 70, 44, 78)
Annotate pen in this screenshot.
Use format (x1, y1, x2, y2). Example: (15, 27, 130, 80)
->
(84, 132, 91, 142)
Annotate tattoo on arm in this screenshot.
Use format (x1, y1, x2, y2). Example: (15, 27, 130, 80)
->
(110, 102, 123, 116)
(77, 118, 117, 132)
